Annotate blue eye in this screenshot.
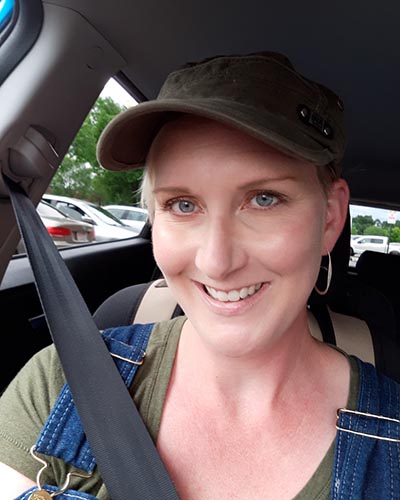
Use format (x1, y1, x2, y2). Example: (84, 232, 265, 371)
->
(171, 199, 196, 213)
(250, 193, 278, 208)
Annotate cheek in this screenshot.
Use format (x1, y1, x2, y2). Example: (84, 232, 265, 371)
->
(255, 209, 325, 278)
(152, 218, 192, 277)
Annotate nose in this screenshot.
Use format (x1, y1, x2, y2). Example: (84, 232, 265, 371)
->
(194, 215, 247, 280)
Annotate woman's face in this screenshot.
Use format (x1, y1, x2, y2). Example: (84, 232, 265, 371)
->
(149, 116, 349, 356)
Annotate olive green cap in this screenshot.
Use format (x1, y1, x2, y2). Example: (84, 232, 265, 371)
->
(97, 52, 345, 174)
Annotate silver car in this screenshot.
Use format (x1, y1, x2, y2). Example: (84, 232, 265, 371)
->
(103, 205, 148, 233)
(42, 194, 139, 240)
(15, 201, 95, 253)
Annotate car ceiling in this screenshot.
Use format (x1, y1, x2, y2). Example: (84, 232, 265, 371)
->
(26, 1, 400, 207)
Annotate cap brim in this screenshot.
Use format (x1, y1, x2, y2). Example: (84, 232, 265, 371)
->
(97, 98, 335, 171)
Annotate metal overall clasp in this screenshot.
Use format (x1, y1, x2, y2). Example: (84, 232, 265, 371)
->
(29, 446, 92, 499)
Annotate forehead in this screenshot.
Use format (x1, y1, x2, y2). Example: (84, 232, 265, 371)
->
(147, 115, 309, 166)
(147, 115, 316, 179)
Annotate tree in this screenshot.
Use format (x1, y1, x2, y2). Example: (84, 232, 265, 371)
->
(390, 227, 400, 243)
(49, 97, 144, 205)
(351, 215, 376, 235)
(362, 225, 388, 237)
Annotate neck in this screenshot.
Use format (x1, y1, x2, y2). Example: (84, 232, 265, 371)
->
(175, 312, 329, 416)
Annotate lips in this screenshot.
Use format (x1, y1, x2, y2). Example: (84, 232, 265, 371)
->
(204, 282, 263, 302)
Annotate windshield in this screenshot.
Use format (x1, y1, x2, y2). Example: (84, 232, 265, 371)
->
(37, 201, 67, 219)
(88, 203, 126, 226)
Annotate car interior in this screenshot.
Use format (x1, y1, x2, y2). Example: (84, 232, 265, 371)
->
(1, 0, 400, 399)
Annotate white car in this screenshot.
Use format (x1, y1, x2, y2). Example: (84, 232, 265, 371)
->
(42, 194, 139, 241)
(351, 235, 389, 256)
(104, 205, 148, 232)
(15, 201, 95, 253)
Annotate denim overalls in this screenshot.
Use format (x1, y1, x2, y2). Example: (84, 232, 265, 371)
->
(16, 323, 400, 500)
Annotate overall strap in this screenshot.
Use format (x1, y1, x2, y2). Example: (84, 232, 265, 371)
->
(331, 359, 400, 499)
(34, 323, 154, 472)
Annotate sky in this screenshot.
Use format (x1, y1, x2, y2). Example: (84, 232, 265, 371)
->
(100, 78, 138, 108)
(350, 204, 399, 224)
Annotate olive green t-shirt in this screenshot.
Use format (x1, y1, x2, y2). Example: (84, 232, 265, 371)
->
(0, 316, 359, 500)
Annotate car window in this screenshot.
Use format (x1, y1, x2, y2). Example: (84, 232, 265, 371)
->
(37, 201, 68, 219)
(0, 0, 14, 32)
(0, 0, 43, 86)
(54, 202, 86, 221)
(45, 77, 143, 241)
(88, 203, 126, 226)
(350, 203, 400, 265)
(127, 211, 148, 222)
(110, 208, 124, 218)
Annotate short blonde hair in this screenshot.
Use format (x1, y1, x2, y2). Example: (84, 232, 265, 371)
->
(140, 162, 156, 222)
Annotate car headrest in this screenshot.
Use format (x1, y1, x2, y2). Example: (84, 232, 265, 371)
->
(356, 250, 400, 297)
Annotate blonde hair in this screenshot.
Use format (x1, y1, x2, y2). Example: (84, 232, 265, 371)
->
(140, 162, 156, 222)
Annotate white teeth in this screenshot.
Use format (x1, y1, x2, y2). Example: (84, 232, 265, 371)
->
(205, 283, 263, 302)
(216, 290, 229, 302)
(228, 290, 240, 301)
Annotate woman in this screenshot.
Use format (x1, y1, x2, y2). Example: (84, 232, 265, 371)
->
(0, 52, 399, 500)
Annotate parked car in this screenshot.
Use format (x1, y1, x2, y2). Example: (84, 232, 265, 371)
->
(351, 235, 400, 256)
(104, 205, 148, 232)
(388, 242, 400, 255)
(15, 200, 95, 254)
(350, 235, 389, 256)
(42, 194, 139, 240)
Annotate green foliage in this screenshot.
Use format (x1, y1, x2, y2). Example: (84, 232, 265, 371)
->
(351, 215, 375, 235)
(92, 169, 144, 205)
(50, 96, 143, 205)
(391, 227, 400, 242)
(362, 225, 388, 236)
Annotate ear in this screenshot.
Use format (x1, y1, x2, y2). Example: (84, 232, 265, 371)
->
(323, 178, 350, 254)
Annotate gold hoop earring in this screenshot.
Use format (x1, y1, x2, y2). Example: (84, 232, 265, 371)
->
(315, 251, 332, 296)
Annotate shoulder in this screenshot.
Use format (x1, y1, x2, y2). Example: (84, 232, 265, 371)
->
(0, 343, 66, 480)
(351, 356, 400, 418)
(1, 343, 66, 413)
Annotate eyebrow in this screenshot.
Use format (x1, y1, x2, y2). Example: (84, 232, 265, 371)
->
(152, 186, 195, 195)
(152, 175, 296, 195)
(236, 175, 297, 190)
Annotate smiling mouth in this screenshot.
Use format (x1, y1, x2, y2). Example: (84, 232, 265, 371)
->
(203, 283, 263, 302)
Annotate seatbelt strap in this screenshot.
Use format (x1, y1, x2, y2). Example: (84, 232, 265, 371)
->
(309, 302, 337, 345)
(6, 177, 179, 500)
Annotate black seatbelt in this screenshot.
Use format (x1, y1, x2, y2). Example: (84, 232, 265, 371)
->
(6, 177, 179, 500)
(309, 302, 337, 345)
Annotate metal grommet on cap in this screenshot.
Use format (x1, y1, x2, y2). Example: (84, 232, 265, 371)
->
(297, 104, 334, 139)
(323, 124, 333, 137)
(298, 106, 310, 121)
